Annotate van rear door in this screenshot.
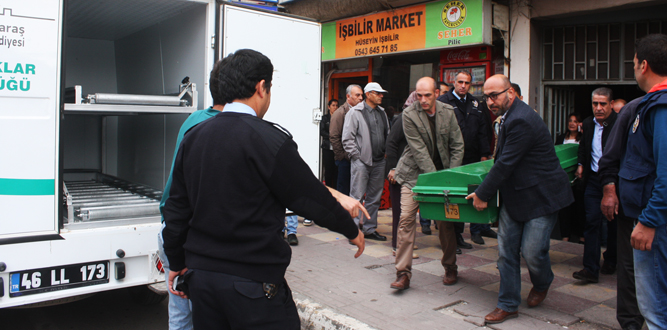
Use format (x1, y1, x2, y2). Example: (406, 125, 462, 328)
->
(219, 4, 322, 175)
(0, 0, 63, 240)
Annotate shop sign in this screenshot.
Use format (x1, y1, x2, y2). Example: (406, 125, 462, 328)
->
(321, 0, 490, 61)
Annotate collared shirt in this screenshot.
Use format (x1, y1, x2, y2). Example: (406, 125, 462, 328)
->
(591, 117, 603, 172)
(223, 102, 257, 116)
(452, 91, 466, 103)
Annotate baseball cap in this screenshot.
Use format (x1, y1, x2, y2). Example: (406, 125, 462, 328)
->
(364, 82, 388, 94)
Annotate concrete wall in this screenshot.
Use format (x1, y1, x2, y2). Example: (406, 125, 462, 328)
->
(531, 0, 658, 19)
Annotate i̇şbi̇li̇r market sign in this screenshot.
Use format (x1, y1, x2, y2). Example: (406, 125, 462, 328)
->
(321, 0, 491, 61)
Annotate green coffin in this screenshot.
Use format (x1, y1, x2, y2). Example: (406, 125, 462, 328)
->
(412, 144, 579, 223)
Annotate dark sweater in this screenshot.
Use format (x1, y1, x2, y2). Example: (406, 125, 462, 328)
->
(162, 112, 359, 284)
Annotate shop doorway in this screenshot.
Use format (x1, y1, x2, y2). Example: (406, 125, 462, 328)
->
(329, 77, 370, 111)
(544, 84, 645, 141)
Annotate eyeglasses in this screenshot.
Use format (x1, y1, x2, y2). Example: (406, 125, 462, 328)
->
(482, 87, 510, 102)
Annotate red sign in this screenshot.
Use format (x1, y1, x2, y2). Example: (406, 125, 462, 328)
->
(439, 46, 489, 64)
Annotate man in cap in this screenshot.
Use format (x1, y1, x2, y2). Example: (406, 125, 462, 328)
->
(342, 82, 391, 241)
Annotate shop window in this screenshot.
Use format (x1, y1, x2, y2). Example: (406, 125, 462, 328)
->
(543, 20, 667, 81)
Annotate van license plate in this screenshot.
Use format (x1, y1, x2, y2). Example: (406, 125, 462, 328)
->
(9, 261, 109, 297)
(445, 204, 460, 220)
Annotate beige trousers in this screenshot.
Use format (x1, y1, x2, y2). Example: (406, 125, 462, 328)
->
(395, 185, 457, 278)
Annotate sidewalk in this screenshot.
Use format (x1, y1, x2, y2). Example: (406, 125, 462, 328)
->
(287, 209, 623, 330)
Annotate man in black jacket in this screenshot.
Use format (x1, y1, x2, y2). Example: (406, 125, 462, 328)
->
(163, 49, 366, 330)
(598, 97, 645, 330)
(573, 87, 618, 284)
(468, 75, 573, 324)
(437, 71, 495, 246)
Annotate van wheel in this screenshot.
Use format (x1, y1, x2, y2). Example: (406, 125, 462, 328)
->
(128, 285, 167, 305)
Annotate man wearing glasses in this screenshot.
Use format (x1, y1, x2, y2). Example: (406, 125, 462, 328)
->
(437, 71, 495, 247)
(467, 75, 573, 325)
(342, 82, 391, 241)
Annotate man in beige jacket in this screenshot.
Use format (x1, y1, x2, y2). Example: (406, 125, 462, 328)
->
(390, 77, 464, 290)
(329, 84, 363, 195)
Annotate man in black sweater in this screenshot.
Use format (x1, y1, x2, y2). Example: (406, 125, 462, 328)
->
(162, 49, 366, 330)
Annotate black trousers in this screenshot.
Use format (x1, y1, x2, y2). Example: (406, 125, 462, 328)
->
(616, 212, 645, 328)
(322, 148, 337, 189)
(188, 269, 300, 330)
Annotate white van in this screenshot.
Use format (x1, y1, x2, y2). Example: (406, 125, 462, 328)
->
(0, 0, 322, 308)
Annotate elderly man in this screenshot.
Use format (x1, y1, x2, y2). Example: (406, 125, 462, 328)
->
(437, 70, 495, 246)
(390, 77, 464, 290)
(467, 75, 573, 324)
(572, 88, 618, 283)
(330, 85, 363, 195)
(619, 33, 667, 329)
(343, 82, 391, 241)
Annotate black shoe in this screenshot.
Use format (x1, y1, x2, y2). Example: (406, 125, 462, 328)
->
(457, 234, 473, 249)
(456, 247, 462, 255)
(600, 261, 617, 275)
(572, 269, 599, 283)
(364, 232, 387, 241)
(287, 234, 298, 246)
(471, 233, 485, 245)
(421, 224, 432, 235)
(480, 228, 498, 239)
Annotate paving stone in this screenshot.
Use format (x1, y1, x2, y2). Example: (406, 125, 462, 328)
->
(556, 283, 617, 303)
(575, 305, 622, 330)
(467, 247, 500, 261)
(537, 289, 599, 315)
(485, 314, 564, 330)
(520, 273, 575, 289)
(551, 261, 585, 279)
(519, 304, 581, 326)
(549, 250, 578, 263)
(458, 252, 498, 268)
(362, 243, 394, 258)
(458, 268, 501, 287)
(550, 240, 585, 254)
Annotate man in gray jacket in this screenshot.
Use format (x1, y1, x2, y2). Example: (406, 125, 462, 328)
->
(390, 77, 464, 290)
(342, 82, 391, 241)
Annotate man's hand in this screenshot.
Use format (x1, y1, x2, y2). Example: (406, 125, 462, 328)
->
(387, 169, 396, 184)
(327, 186, 370, 220)
(465, 192, 488, 211)
(349, 229, 365, 258)
(575, 165, 583, 179)
(631, 222, 655, 251)
(167, 268, 189, 299)
(601, 184, 618, 221)
(481, 156, 489, 161)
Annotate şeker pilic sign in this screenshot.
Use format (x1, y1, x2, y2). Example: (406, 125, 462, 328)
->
(321, 0, 491, 61)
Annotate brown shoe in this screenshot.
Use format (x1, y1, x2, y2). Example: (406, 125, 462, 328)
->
(527, 287, 548, 307)
(390, 274, 410, 290)
(484, 308, 518, 324)
(443, 266, 458, 286)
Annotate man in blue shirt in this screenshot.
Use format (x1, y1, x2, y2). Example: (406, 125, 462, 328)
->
(619, 34, 667, 329)
(572, 88, 618, 284)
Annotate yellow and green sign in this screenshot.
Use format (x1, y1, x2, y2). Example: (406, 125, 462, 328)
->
(321, 0, 490, 61)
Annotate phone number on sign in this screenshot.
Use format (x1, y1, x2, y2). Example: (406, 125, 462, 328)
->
(354, 44, 398, 56)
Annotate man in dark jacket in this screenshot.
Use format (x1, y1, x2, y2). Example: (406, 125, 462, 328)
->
(163, 49, 366, 330)
(619, 34, 667, 329)
(572, 88, 618, 284)
(437, 71, 495, 246)
(467, 75, 573, 325)
(598, 97, 645, 330)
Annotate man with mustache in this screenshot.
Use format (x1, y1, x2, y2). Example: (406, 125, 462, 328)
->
(572, 87, 619, 284)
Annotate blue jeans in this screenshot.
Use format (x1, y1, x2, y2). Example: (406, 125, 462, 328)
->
(284, 215, 298, 235)
(497, 205, 557, 312)
(634, 224, 667, 329)
(158, 223, 194, 330)
(419, 214, 430, 227)
(335, 159, 351, 195)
